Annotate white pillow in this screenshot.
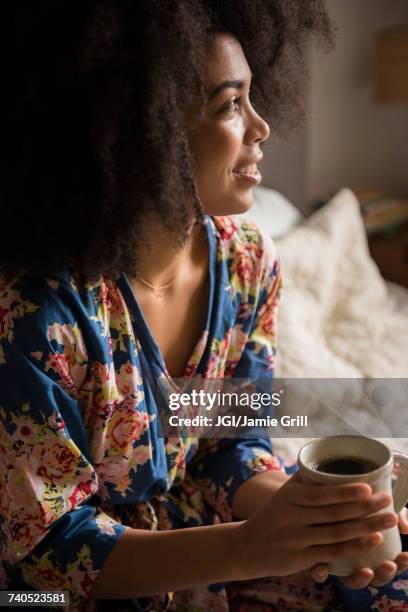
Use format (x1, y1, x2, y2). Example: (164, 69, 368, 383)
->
(271, 189, 408, 465)
(238, 186, 304, 238)
(274, 187, 396, 378)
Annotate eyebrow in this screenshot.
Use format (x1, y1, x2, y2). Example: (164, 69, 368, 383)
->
(207, 79, 244, 101)
(207, 71, 253, 102)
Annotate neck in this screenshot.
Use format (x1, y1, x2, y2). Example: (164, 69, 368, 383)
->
(132, 217, 206, 287)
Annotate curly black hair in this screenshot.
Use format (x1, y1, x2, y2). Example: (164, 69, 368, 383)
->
(0, 1, 334, 286)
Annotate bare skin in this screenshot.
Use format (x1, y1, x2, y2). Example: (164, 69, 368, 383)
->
(119, 32, 408, 596)
(131, 220, 209, 378)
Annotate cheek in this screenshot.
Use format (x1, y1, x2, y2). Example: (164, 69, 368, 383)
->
(195, 122, 243, 181)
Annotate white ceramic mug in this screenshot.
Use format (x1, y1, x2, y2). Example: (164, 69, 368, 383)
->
(298, 436, 408, 576)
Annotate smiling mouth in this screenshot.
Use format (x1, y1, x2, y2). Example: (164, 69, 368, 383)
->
(231, 164, 262, 186)
(232, 163, 259, 176)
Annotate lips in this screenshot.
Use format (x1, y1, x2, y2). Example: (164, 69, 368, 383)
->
(232, 153, 263, 177)
(231, 165, 262, 186)
(232, 163, 259, 176)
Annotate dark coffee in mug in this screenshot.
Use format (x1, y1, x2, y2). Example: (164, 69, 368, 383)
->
(312, 456, 380, 475)
(299, 437, 408, 576)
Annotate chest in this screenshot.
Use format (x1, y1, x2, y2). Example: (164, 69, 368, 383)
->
(133, 271, 210, 379)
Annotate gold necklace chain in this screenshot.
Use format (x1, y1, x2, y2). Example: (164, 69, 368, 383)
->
(135, 267, 182, 299)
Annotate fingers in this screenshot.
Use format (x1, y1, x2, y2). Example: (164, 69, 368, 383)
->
(307, 532, 383, 565)
(399, 508, 408, 535)
(338, 554, 408, 590)
(310, 564, 329, 583)
(340, 568, 374, 590)
(298, 493, 391, 526)
(290, 482, 373, 506)
(303, 512, 398, 546)
(370, 561, 398, 587)
(318, 552, 408, 589)
(394, 552, 408, 575)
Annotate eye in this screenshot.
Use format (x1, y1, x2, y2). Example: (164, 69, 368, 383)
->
(220, 96, 242, 114)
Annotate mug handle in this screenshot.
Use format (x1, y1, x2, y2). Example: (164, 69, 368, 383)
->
(391, 452, 408, 513)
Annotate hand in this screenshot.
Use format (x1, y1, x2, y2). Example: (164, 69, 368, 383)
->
(398, 507, 408, 535)
(311, 507, 408, 588)
(237, 472, 398, 580)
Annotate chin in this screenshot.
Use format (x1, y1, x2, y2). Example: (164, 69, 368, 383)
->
(205, 189, 255, 216)
(228, 189, 255, 215)
(233, 192, 254, 214)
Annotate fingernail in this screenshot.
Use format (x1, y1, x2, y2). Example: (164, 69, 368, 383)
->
(315, 569, 327, 578)
(384, 515, 398, 528)
(356, 486, 371, 499)
(377, 493, 391, 505)
(370, 533, 383, 545)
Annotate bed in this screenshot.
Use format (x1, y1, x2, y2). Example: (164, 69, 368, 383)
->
(240, 186, 408, 464)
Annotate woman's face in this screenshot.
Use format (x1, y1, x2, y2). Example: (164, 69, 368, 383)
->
(190, 33, 270, 216)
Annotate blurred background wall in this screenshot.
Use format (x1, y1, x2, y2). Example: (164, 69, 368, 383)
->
(261, 0, 408, 214)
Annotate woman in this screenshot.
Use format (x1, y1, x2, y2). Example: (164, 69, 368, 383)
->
(1, 2, 408, 611)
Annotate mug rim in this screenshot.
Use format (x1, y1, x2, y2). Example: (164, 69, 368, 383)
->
(298, 435, 393, 480)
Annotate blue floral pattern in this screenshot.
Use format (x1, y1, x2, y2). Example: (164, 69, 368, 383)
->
(1, 214, 407, 611)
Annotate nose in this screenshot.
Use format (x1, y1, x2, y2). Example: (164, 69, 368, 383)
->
(245, 107, 270, 147)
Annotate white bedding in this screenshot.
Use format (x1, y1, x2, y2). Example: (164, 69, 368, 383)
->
(246, 188, 408, 463)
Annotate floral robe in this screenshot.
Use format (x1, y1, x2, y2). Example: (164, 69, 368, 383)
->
(1, 214, 407, 612)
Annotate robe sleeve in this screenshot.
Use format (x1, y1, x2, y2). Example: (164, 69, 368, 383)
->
(187, 232, 286, 523)
(0, 275, 127, 606)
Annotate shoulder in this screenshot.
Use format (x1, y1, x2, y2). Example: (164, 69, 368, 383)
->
(0, 268, 116, 369)
(0, 268, 83, 340)
(210, 215, 280, 291)
(0, 267, 123, 333)
(211, 214, 278, 262)
(0, 269, 131, 402)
